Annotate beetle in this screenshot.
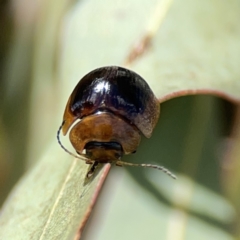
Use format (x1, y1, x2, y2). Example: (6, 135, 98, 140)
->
(57, 66, 176, 179)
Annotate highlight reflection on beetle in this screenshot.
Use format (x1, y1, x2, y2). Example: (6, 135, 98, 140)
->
(57, 66, 176, 179)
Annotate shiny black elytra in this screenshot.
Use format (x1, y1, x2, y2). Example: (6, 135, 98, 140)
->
(57, 66, 176, 179)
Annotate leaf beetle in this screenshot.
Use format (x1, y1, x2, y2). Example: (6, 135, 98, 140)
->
(57, 66, 176, 179)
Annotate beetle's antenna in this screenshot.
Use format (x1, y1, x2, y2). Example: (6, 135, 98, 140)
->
(57, 121, 88, 161)
(115, 160, 177, 179)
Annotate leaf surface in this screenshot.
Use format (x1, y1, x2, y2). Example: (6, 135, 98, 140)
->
(0, 0, 239, 239)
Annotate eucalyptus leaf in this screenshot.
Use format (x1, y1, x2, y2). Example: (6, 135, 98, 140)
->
(0, 144, 109, 239)
(131, 0, 240, 102)
(0, 0, 239, 239)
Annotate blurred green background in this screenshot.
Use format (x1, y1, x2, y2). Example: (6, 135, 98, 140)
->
(1, 0, 240, 239)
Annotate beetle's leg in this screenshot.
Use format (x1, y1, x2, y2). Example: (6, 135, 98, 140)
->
(86, 161, 99, 178)
(86, 159, 94, 164)
(115, 161, 123, 167)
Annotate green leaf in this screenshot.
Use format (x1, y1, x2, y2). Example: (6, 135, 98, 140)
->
(0, 0, 239, 239)
(129, 0, 240, 102)
(0, 143, 110, 239)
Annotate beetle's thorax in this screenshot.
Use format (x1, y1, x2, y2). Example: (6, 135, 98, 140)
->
(69, 111, 141, 163)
